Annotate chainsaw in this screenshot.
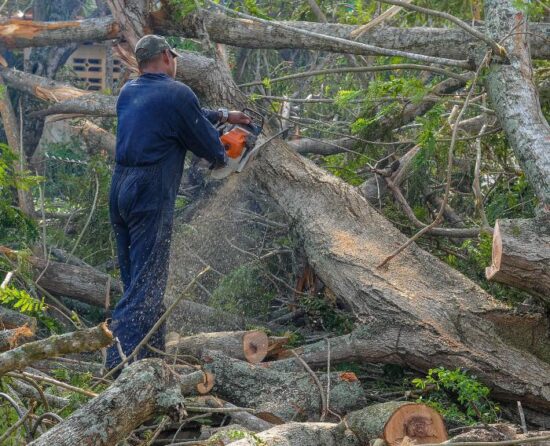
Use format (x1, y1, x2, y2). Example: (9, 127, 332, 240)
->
(210, 108, 264, 180)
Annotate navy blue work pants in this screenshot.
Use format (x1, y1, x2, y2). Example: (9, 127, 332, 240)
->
(106, 158, 182, 369)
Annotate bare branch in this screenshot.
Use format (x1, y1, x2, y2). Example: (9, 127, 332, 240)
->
(238, 64, 468, 88)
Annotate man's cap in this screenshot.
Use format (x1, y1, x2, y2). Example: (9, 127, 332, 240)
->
(135, 35, 179, 64)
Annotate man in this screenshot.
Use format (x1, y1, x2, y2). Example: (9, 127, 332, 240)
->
(106, 35, 250, 369)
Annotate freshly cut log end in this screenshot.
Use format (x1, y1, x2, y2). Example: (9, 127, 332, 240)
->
(242, 331, 269, 363)
(383, 403, 447, 446)
(485, 217, 550, 301)
(166, 330, 269, 364)
(197, 370, 215, 394)
(172, 364, 215, 394)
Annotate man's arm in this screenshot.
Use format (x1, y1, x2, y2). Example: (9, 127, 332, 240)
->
(202, 108, 252, 126)
(202, 108, 221, 125)
(175, 89, 227, 168)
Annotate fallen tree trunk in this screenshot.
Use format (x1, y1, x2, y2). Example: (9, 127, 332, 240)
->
(28, 359, 208, 446)
(159, 9, 550, 61)
(248, 137, 550, 412)
(0, 246, 122, 306)
(202, 350, 366, 422)
(166, 330, 269, 363)
(0, 323, 112, 375)
(486, 217, 550, 302)
(4, 12, 550, 61)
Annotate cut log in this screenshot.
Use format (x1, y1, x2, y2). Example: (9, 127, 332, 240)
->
(344, 402, 447, 446)
(0, 325, 35, 352)
(28, 359, 208, 446)
(0, 323, 112, 375)
(224, 422, 358, 446)
(171, 364, 215, 394)
(376, 404, 446, 444)
(202, 350, 366, 422)
(485, 217, 550, 302)
(166, 330, 269, 363)
(0, 306, 37, 331)
(0, 246, 123, 306)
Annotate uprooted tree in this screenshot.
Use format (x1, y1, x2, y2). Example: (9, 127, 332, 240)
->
(0, 0, 550, 444)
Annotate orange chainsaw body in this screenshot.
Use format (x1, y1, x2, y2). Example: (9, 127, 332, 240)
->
(220, 127, 250, 159)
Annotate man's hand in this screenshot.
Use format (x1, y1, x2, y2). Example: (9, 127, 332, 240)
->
(227, 111, 251, 125)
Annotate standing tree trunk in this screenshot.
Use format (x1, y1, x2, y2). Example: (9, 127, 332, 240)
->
(484, 0, 550, 209)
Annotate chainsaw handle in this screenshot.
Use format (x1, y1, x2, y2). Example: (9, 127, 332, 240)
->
(242, 108, 264, 130)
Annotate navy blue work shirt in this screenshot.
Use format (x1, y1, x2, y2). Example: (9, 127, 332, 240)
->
(115, 72, 227, 167)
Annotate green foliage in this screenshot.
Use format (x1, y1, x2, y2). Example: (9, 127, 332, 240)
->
(413, 367, 500, 425)
(0, 144, 40, 246)
(167, 0, 204, 19)
(43, 140, 114, 266)
(0, 286, 46, 314)
(513, 0, 546, 19)
(241, 0, 270, 19)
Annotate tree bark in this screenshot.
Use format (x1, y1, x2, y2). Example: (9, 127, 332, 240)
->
(484, 0, 550, 209)
(166, 330, 269, 364)
(28, 359, 208, 446)
(224, 422, 358, 446)
(0, 17, 120, 49)
(202, 350, 367, 422)
(486, 217, 550, 302)
(0, 323, 112, 375)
